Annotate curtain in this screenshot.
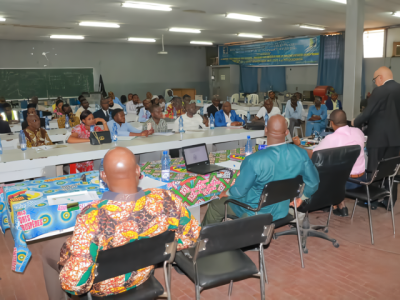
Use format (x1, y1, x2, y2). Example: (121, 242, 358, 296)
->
(317, 34, 345, 94)
(239, 65, 258, 93)
(260, 67, 287, 92)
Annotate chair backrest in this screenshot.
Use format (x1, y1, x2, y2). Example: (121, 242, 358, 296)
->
(231, 93, 239, 103)
(195, 214, 273, 261)
(305, 145, 361, 211)
(262, 175, 304, 208)
(94, 231, 176, 284)
(249, 94, 259, 104)
(374, 156, 400, 182)
(235, 109, 247, 119)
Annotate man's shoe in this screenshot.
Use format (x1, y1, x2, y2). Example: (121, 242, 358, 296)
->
(333, 207, 349, 217)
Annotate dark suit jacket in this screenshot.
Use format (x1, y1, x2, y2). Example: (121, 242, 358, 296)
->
(93, 109, 113, 125)
(325, 98, 342, 110)
(207, 104, 222, 117)
(354, 80, 400, 148)
(0, 120, 11, 133)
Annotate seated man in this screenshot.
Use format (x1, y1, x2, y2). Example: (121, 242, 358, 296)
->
(182, 94, 191, 107)
(202, 115, 320, 225)
(0, 114, 11, 133)
(305, 96, 327, 137)
(268, 90, 282, 109)
(254, 98, 281, 121)
(42, 147, 201, 299)
(138, 99, 152, 122)
(173, 100, 208, 132)
(0, 103, 19, 123)
(75, 97, 90, 119)
(58, 104, 80, 128)
(215, 102, 245, 127)
(325, 93, 342, 110)
(293, 110, 365, 217)
(143, 105, 168, 132)
(22, 103, 38, 120)
(126, 93, 143, 114)
(165, 96, 184, 119)
(108, 95, 123, 110)
(285, 95, 303, 136)
(108, 108, 152, 137)
(207, 95, 222, 118)
(24, 114, 53, 148)
(93, 98, 114, 124)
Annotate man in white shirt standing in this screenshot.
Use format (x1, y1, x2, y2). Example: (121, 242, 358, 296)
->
(173, 100, 208, 132)
(126, 93, 143, 114)
(254, 99, 281, 121)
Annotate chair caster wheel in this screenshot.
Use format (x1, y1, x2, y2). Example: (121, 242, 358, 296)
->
(333, 242, 339, 248)
(303, 248, 308, 254)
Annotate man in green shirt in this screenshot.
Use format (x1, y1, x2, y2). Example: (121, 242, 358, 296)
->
(143, 105, 168, 132)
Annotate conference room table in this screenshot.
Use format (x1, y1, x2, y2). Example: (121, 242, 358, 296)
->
(0, 128, 264, 183)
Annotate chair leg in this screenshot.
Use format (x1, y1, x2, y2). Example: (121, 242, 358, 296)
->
(259, 247, 265, 300)
(262, 252, 268, 284)
(163, 261, 172, 300)
(294, 201, 305, 268)
(195, 285, 201, 300)
(228, 280, 233, 296)
(389, 178, 396, 235)
(351, 199, 358, 221)
(367, 199, 374, 245)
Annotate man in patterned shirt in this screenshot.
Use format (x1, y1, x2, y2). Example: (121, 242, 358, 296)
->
(143, 105, 168, 132)
(24, 114, 53, 148)
(57, 104, 80, 129)
(41, 147, 200, 299)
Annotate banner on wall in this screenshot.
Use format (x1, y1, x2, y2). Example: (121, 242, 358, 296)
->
(219, 36, 320, 66)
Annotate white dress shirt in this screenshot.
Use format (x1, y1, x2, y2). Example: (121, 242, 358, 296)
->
(173, 113, 206, 132)
(224, 112, 232, 126)
(126, 101, 143, 114)
(256, 106, 281, 119)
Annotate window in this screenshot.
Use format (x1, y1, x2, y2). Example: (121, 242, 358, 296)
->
(363, 30, 385, 58)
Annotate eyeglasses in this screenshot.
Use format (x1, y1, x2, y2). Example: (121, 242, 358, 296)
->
(372, 75, 381, 84)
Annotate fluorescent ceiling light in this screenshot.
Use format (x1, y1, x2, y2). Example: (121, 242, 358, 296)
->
(190, 41, 213, 45)
(299, 24, 325, 31)
(169, 27, 201, 33)
(393, 11, 400, 17)
(331, 0, 346, 3)
(128, 37, 156, 42)
(226, 13, 262, 22)
(50, 35, 84, 39)
(79, 22, 120, 28)
(122, 1, 172, 11)
(0, 17, 6, 22)
(238, 33, 263, 39)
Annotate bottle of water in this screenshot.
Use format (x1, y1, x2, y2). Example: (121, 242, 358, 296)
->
(245, 135, 252, 156)
(19, 130, 27, 151)
(247, 111, 251, 123)
(264, 112, 269, 127)
(45, 117, 50, 130)
(244, 97, 248, 104)
(210, 114, 215, 130)
(95, 104, 100, 111)
(123, 105, 127, 115)
(112, 123, 118, 142)
(90, 125, 94, 132)
(19, 111, 24, 124)
(205, 96, 208, 101)
(161, 150, 170, 182)
(99, 158, 109, 193)
(227, 96, 229, 102)
(39, 111, 43, 118)
(179, 116, 184, 133)
(173, 107, 177, 119)
(65, 114, 70, 129)
(0, 138, 3, 155)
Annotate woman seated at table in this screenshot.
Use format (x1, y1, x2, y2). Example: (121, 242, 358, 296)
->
(53, 99, 64, 117)
(67, 110, 109, 172)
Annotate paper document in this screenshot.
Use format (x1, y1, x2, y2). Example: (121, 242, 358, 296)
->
(227, 126, 243, 129)
(47, 191, 93, 206)
(139, 176, 168, 190)
(215, 161, 241, 170)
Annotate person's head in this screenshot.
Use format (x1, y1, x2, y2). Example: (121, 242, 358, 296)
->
(150, 105, 163, 120)
(0, 97, 5, 104)
(373, 66, 393, 87)
(112, 108, 125, 124)
(108, 91, 115, 100)
(108, 96, 115, 107)
(185, 100, 197, 117)
(27, 103, 37, 115)
(56, 99, 63, 111)
(3, 102, 11, 115)
(80, 110, 96, 126)
(30, 96, 38, 105)
(265, 115, 289, 145)
(146, 92, 152, 100)
(143, 99, 152, 110)
(100, 147, 140, 194)
(26, 114, 41, 131)
(268, 91, 276, 100)
(171, 97, 182, 109)
(132, 94, 140, 104)
(212, 95, 221, 107)
(101, 97, 110, 110)
(167, 89, 173, 97)
(264, 99, 273, 113)
(183, 94, 191, 102)
(62, 104, 72, 115)
(78, 95, 85, 103)
(290, 95, 298, 106)
(314, 96, 322, 107)
(81, 99, 89, 110)
(120, 95, 127, 104)
(158, 95, 166, 107)
(128, 93, 134, 101)
(222, 101, 232, 115)
(151, 95, 159, 106)
(329, 109, 347, 131)
(295, 92, 302, 101)
(331, 93, 338, 101)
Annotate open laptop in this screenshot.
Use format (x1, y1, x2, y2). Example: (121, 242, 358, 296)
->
(182, 144, 225, 175)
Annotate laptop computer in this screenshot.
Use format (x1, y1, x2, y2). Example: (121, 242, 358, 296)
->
(182, 143, 225, 175)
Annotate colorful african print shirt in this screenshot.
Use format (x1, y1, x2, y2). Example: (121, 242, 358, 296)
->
(59, 189, 201, 297)
(24, 128, 53, 148)
(165, 103, 184, 119)
(58, 114, 80, 129)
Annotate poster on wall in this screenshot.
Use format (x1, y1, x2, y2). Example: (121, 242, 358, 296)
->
(219, 36, 320, 66)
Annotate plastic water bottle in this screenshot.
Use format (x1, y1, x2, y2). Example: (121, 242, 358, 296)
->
(19, 130, 27, 151)
(39, 111, 43, 118)
(173, 107, 177, 119)
(0, 138, 3, 155)
(90, 125, 94, 132)
(227, 96, 229, 102)
(264, 112, 269, 127)
(247, 111, 251, 123)
(95, 104, 100, 111)
(245, 135, 252, 156)
(210, 114, 215, 130)
(99, 158, 109, 193)
(65, 114, 70, 129)
(179, 116, 184, 133)
(123, 105, 127, 115)
(112, 123, 118, 142)
(45, 117, 50, 130)
(19, 111, 24, 124)
(244, 97, 248, 104)
(161, 150, 170, 182)
(205, 96, 208, 101)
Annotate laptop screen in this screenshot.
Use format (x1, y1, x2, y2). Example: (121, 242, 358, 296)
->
(184, 145, 209, 165)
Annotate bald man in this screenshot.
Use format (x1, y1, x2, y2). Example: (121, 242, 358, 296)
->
(24, 114, 53, 148)
(202, 115, 320, 225)
(214, 102, 245, 127)
(42, 147, 200, 299)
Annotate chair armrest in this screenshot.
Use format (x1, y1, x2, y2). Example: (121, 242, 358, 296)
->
(347, 177, 368, 186)
(224, 199, 258, 212)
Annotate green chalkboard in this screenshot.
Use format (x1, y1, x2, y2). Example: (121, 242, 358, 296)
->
(0, 68, 94, 99)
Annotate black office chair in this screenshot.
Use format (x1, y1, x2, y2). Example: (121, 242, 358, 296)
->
(224, 176, 305, 267)
(174, 214, 275, 300)
(346, 156, 400, 245)
(75, 231, 177, 300)
(275, 145, 360, 254)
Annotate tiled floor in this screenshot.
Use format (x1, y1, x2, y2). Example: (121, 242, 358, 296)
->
(1, 196, 400, 300)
